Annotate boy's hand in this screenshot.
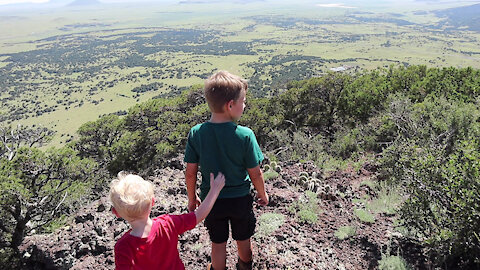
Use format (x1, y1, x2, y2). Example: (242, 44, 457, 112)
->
(188, 196, 201, 212)
(209, 172, 225, 194)
(257, 192, 269, 206)
(193, 172, 225, 224)
(247, 165, 269, 206)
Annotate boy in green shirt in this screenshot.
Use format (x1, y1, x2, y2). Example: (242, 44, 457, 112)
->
(184, 71, 269, 270)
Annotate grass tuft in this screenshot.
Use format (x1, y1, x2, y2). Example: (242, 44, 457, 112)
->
(335, 225, 356, 240)
(354, 208, 375, 224)
(367, 183, 402, 215)
(378, 255, 412, 270)
(257, 212, 285, 238)
(288, 191, 321, 224)
(263, 170, 279, 181)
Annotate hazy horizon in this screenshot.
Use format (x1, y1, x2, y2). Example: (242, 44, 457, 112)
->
(1, 0, 479, 14)
(0, 0, 149, 4)
(2, 0, 480, 6)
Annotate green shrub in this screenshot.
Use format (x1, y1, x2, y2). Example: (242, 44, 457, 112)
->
(331, 128, 360, 159)
(297, 209, 318, 224)
(263, 170, 279, 181)
(240, 97, 280, 147)
(378, 255, 411, 270)
(367, 183, 402, 215)
(380, 96, 480, 263)
(316, 154, 350, 175)
(360, 179, 376, 189)
(352, 197, 367, 206)
(267, 129, 327, 165)
(43, 214, 69, 233)
(354, 209, 375, 224)
(289, 191, 321, 224)
(335, 226, 356, 240)
(0, 248, 17, 269)
(257, 212, 285, 238)
(337, 69, 390, 123)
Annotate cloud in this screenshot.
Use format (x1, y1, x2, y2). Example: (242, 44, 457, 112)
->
(316, 3, 357, 9)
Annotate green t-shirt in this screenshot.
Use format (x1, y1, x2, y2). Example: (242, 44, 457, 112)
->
(184, 122, 264, 200)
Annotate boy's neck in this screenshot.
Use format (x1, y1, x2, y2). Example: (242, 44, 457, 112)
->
(128, 217, 153, 238)
(209, 112, 234, 123)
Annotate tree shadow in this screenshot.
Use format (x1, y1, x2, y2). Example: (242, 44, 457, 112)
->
(395, 238, 431, 270)
(350, 235, 432, 270)
(19, 245, 64, 270)
(356, 236, 382, 270)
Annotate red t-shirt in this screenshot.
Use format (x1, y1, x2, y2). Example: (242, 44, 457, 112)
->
(114, 212, 197, 270)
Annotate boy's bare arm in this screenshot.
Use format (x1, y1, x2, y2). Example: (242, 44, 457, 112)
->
(194, 173, 225, 224)
(185, 163, 201, 212)
(247, 165, 269, 206)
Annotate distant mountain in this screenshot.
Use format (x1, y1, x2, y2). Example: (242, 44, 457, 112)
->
(434, 3, 480, 32)
(179, 0, 265, 4)
(68, 0, 102, 6)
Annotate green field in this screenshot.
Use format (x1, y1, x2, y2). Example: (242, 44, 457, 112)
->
(1, 0, 480, 146)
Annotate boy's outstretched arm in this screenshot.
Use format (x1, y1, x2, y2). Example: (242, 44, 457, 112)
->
(185, 163, 201, 212)
(194, 172, 225, 224)
(248, 165, 269, 206)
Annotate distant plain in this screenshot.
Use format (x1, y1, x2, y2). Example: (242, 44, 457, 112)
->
(1, 0, 480, 145)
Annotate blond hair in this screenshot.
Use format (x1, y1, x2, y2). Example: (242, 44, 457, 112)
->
(204, 71, 248, 113)
(109, 172, 154, 221)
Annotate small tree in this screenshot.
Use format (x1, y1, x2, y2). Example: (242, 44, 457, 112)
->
(0, 145, 98, 264)
(0, 125, 54, 161)
(75, 114, 125, 167)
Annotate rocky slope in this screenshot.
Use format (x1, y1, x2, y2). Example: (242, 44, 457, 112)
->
(19, 160, 426, 269)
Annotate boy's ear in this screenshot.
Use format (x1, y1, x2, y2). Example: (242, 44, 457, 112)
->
(226, 100, 234, 110)
(112, 207, 121, 218)
(152, 197, 155, 206)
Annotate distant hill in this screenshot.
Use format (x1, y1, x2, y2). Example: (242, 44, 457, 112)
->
(434, 3, 480, 32)
(68, 0, 101, 6)
(179, 0, 265, 4)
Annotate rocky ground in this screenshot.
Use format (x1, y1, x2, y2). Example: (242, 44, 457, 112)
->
(19, 159, 428, 270)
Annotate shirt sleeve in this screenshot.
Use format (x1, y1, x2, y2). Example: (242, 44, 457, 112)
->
(244, 129, 264, 169)
(184, 129, 199, 163)
(170, 212, 197, 235)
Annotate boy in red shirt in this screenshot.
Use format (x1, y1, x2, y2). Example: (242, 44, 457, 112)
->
(110, 171, 225, 270)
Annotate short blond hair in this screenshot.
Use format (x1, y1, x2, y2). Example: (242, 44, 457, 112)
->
(109, 172, 154, 221)
(204, 71, 248, 113)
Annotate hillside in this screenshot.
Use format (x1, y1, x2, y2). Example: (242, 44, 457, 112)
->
(19, 160, 425, 270)
(434, 3, 480, 32)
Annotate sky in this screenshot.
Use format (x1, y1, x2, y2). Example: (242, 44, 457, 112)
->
(0, 0, 139, 4)
(2, 0, 479, 7)
(0, 0, 49, 4)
